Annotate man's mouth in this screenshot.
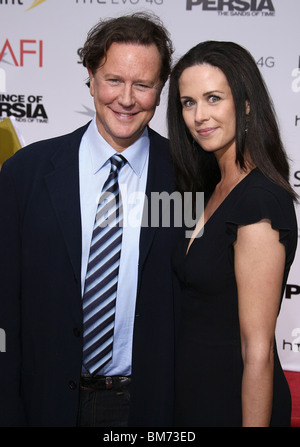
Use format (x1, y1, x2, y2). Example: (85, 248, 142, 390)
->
(115, 111, 137, 118)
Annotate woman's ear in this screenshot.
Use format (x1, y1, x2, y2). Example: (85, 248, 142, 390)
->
(245, 100, 250, 115)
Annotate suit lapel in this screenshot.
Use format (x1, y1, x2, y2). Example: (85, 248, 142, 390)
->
(138, 151, 158, 270)
(45, 124, 89, 285)
(138, 128, 173, 277)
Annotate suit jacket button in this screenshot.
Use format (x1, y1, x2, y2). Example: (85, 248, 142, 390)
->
(69, 380, 77, 390)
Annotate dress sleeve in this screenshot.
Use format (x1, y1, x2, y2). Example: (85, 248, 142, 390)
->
(226, 185, 296, 252)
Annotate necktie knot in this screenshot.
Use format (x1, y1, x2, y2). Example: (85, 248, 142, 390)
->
(110, 153, 127, 175)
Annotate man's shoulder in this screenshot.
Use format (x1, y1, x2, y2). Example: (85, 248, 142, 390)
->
(148, 126, 170, 162)
(148, 126, 169, 146)
(24, 122, 89, 154)
(4, 122, 90, 168)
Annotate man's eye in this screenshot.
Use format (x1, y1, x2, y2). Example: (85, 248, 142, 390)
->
(136, 84, 150, 90)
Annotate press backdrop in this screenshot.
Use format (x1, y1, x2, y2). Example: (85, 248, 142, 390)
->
(1, 0, 299, 371)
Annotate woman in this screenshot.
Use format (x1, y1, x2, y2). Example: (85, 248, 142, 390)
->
(168, 41, 298, 427)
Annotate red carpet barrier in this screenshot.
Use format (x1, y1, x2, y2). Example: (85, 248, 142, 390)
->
(284, 371, 300, 427)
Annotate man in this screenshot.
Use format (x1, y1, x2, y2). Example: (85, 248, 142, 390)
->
(0, 13, 179, 427)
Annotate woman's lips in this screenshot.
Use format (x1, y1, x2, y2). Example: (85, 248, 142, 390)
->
(197, 127, 217, 137)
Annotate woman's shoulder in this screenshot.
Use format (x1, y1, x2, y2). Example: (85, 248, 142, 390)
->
(238, 168, 294, 206)
(227, 168, 297, 230)
(227, 168, 298, 263)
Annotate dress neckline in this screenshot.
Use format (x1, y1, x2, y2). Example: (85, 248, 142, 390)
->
(185, 168, 257, 256)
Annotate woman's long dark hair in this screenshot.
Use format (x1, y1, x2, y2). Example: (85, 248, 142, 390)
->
(167, 40, 297, 201)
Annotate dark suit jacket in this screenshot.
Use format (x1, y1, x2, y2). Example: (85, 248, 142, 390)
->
(0, 123, 180, 427)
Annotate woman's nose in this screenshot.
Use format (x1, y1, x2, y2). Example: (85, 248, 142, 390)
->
(194, 103, 209, 123)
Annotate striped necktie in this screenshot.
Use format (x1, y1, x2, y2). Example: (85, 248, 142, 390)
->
(82, 153, 127, 375)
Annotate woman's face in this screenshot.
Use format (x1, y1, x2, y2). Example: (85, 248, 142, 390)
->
(179, 63, 237, 159)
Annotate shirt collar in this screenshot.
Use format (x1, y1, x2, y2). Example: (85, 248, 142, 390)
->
(86, 115, 150, 177)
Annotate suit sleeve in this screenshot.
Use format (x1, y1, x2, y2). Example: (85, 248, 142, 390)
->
(0, 162, 27, 426)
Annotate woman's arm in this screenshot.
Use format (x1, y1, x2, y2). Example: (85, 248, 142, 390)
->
(234, 219, 285, 427)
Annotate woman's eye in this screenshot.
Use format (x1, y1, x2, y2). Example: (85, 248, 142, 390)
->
(209, 95, 220, 103)
(182, 99, 194, 108)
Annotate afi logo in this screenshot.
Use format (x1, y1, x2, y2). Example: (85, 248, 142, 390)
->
(0, 39, 43, 67)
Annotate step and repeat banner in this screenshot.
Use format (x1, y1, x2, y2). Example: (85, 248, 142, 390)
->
(0, 0, 299, 371)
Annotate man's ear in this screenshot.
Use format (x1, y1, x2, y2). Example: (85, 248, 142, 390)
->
(87, 68, 94, 96)
(156, 87, 162, 107)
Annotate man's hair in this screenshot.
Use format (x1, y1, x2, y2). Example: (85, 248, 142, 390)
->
(79, 12, 174, 87)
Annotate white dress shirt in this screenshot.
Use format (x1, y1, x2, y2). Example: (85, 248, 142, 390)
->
(79, 116, 149, 376)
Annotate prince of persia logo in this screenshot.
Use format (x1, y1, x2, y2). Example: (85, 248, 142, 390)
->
(186, 0, 275, 15)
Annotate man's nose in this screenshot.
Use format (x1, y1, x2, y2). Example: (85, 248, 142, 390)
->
(119, 84, 135, 107)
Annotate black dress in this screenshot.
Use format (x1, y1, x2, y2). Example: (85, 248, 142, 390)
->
(173, 169, 298, 427)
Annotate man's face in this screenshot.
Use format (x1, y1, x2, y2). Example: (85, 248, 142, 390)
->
(88, 42, 162, 152)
